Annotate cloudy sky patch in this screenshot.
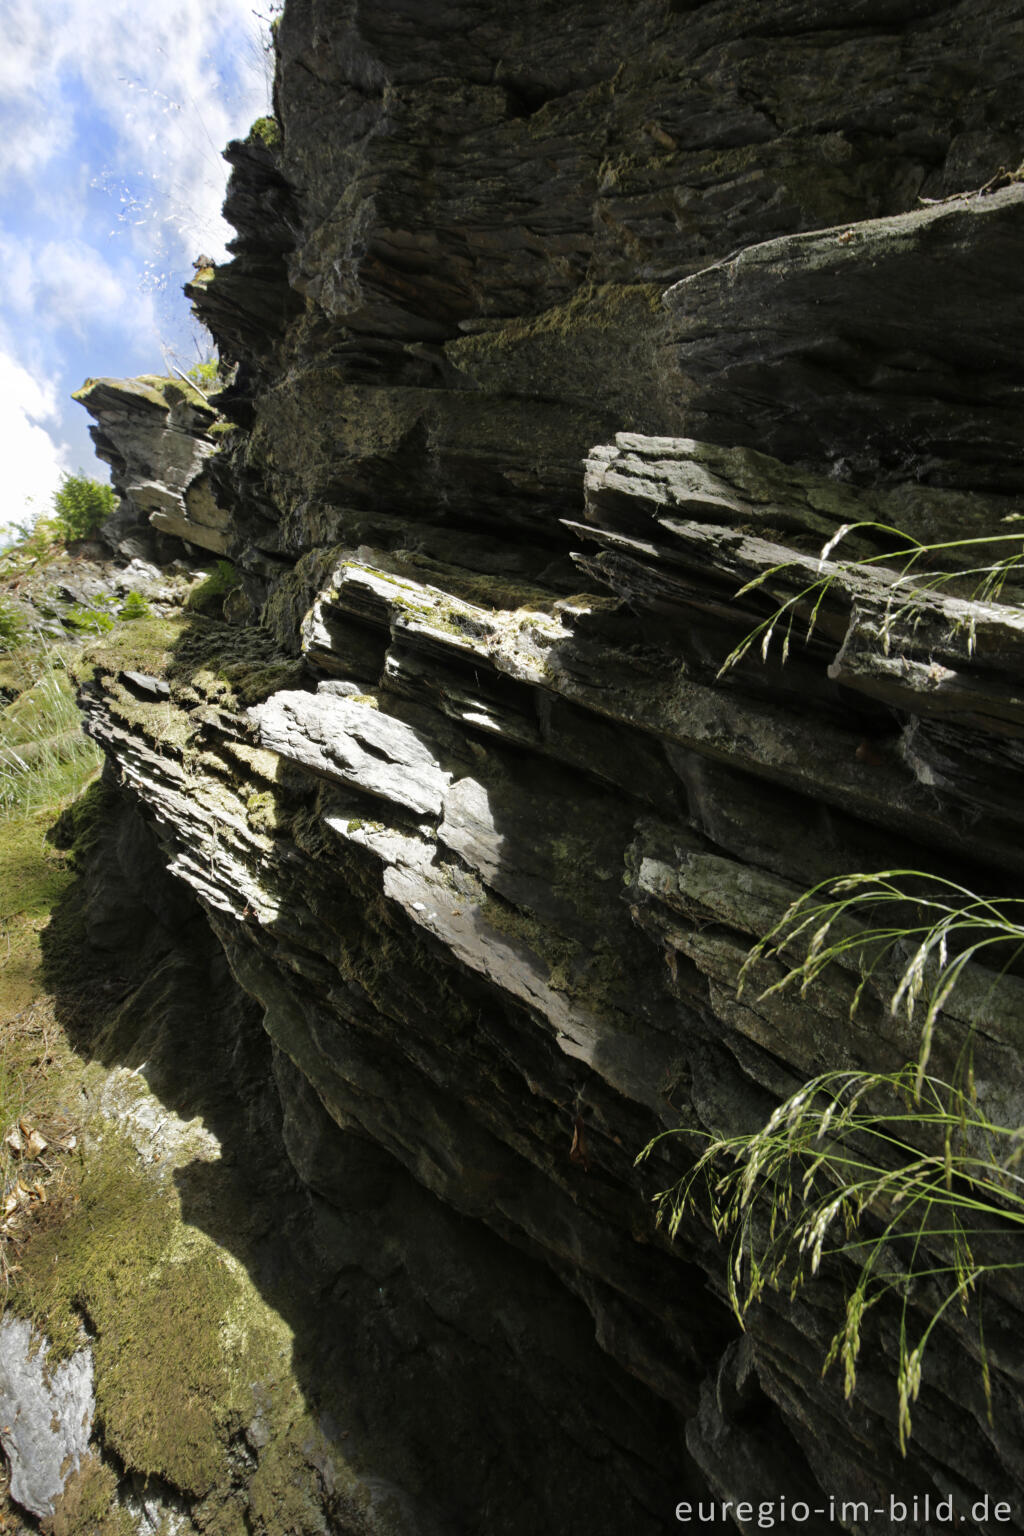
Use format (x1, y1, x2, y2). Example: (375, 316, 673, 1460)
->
(0, 0, 272, 531)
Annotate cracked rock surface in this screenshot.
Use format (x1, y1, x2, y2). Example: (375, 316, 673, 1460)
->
(62, 0, 1024, 1530)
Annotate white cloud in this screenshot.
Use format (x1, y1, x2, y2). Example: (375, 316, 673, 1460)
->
(0, 230, 159, 349)
(0, 0, 271, 263)
(0, 0, 274, 501)
(0, 352, 72, 532)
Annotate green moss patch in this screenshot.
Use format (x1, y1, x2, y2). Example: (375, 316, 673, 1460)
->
(17, 1128, 290, 1502)
(0, 806, 81, 1018)
(68, 615, 182, 689)
(51, 1455, 134, 1536)
(246, 115, 281, 150)
(186, 560, 242, 618)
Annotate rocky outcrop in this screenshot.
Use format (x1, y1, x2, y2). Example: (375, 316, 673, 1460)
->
(74, 375, 234, 560)
(67, 1, 1024, 1531)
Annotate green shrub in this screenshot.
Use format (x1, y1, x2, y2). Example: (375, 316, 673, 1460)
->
(64, 599, 117, 636)
(247, 115, 281, 149)
(52, 473, 116, 543)
(119, 591, 152, 622)
(187, 359, 220, 389)
(3, 516, 63, 564)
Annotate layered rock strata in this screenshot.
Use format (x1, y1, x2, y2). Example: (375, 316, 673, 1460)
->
(74, 374, 234, 560)
(71, 1, 1024, 1530)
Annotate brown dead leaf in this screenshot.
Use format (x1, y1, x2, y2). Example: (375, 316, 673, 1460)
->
(569, 1114, 591, 1174)
(7, 1122, 48, 1159)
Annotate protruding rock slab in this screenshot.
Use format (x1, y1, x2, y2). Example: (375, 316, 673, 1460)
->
(73, 375, 230, 559)
(660, 185, 1024, 489)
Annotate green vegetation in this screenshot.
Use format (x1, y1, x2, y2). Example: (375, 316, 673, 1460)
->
(0, 643, 101, 822)
(0, 630, 102, 1029)
(51, 1455, 133, 1536)
(16, 1126, 282, 1499)
(647, 508, 1024, 1450)
(739, 871, 1024, 1093)
(51, 472, 116, 544)
(247, 114, 281, 149)
(0, 596, 26, 651)
(0, 631, 99, 1316)
(718, 521, 1024, 677)
(642, 866, 1024, 1450)
(641, 1062, 1024, 1453)
(118, 590, 151, 622)
(186, 559, 242, 616)
(64, 596, 117, 636)
(187, 358, 221, 389)
(2, 516, 63, 564)
(0, 590, 331, 1530)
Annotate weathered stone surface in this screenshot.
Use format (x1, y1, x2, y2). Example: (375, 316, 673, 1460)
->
(66, 0, 1024, 1530)
(0, 1317, 93, 1518)
(660, 184, 1024, 490)
(74, 376, 230, 559)
(252, 687, 454, 815)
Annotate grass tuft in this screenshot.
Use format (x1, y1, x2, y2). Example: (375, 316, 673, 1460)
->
(643, 867, 1024, 1449)
(738, 870, 1024, 1095)
(0, 643, 102, 822)
(639, 1063, 1024, 1452)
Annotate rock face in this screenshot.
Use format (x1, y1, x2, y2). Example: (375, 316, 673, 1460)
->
(70, 2, 1024, 1531)
(0, 1317, 93, 1519)
(74, 375, 233, 560)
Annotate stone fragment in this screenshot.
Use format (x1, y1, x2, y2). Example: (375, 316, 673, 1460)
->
(0, 1316, 94, 1519)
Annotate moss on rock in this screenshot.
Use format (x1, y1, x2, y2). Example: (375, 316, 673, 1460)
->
(16, 1123, 299, 1512)
(51, 1455, 135, 1536)
(247, 115, 282, 150)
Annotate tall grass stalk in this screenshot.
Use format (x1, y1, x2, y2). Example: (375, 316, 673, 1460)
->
(717, 522, 1024, 677)
(641, 868, 1024, 1447)
(739, 870, 1024, 1096)
(638, 1064, 1024, 1451)
(0, 643, 101, 820)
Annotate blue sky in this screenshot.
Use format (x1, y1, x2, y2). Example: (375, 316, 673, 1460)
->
(0, 0, 275, 533)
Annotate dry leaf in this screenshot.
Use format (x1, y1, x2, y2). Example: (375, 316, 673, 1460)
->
(24, 1130, 47, 1158)
(569, 1114, 591, 1174)
(3, 1131, 22, 1156)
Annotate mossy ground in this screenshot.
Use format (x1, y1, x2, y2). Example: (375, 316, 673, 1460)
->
(0, 809, 80, 1019)
(50, 1455, 134, 1536)
(14, 1127, 292, 1505)
(185, 560, 242, 619)
(0, 608, 333, 1534)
